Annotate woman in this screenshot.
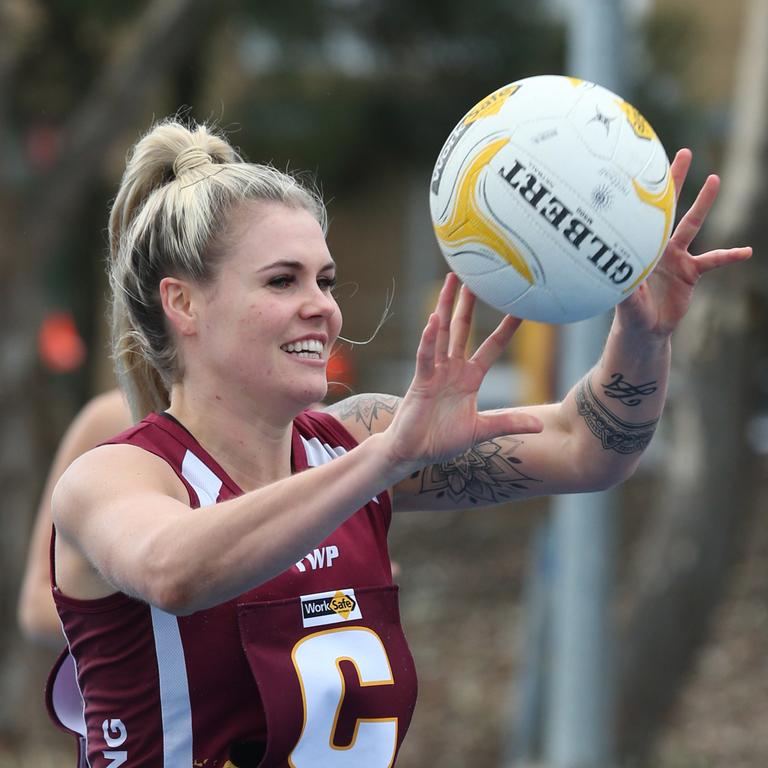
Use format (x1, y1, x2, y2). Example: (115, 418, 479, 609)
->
(18, 388, 132, 645)
(48, 119, 749, 767)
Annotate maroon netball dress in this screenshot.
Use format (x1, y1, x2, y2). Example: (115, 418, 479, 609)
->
(47, 410, 417, 768)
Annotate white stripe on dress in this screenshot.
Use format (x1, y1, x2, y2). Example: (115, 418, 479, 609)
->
(300, 435, 347, 467)
(149, 449, 223, 767)
(150, 607, 194, 767)
(181, 450, 223, 507)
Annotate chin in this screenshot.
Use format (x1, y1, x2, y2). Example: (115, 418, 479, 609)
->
(275, 368, 329, 413)
(308, 386, 329, 408)
(294, 384, 329, 411)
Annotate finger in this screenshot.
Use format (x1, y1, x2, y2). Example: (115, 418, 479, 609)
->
(669, 174, 720, 252)
(475, 408, 543, 444)
(414, 312, 439, 381)
(435, 273, 459, 364)
(694, 245, 753, 275)
(470, 314, 522, 375)
(448, 284, 476, 359)
(670, 148, 692, 197)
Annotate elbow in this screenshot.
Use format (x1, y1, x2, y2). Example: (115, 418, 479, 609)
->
(585, 456, 641, 493)
(566, 422, 647, 493)
(149, 584, 197, 616)
(138, 548, 208, 616)
(124, 527, 207, 615)
(141, 565, 199, 616)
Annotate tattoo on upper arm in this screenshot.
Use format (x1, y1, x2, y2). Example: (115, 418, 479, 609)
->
(602, 372, 658, 407)
(329, 394, 400, 434)
(409, 438, 541, 505)
(576, 377, 658, 454)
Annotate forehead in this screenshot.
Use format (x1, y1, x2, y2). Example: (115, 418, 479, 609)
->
(224, 201, 332, 271)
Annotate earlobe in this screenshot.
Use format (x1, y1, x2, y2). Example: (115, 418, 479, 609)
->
(159, 277, 197, 336)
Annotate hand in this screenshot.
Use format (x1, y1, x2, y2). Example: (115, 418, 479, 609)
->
(382, 273, 542, 472)
(617, 148, 752, 337)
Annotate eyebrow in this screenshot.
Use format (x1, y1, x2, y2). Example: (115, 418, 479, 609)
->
(258, 259, 336, 273)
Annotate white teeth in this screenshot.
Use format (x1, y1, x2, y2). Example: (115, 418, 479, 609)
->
(282, 339, 325, 355)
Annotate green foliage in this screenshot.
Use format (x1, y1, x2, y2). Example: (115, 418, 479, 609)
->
(228, 0, 565, 190)
(13, 0, 149, 123)
(6, 0, 566, 387)
(631, 10, 711, 203)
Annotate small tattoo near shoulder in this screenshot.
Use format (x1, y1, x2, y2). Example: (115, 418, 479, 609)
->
(328, 394, 400, 434)
(601, 372, 658, 407)
(412, 438, 542, 505)
(576, 378, 658, 454)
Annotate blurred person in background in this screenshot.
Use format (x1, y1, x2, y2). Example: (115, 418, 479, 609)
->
(18, 389, 132, 646)
(47, 118, 749, 767)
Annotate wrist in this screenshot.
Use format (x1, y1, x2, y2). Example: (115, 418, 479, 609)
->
(611, 311, 672, 353)
(366, 429, 423, 486)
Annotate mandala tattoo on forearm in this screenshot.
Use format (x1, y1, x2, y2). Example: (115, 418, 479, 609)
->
(412, 438, 542, 505)
(601, 372, 658, 407)
(331, 394, 400, 434)
(576, 377, 658, 454)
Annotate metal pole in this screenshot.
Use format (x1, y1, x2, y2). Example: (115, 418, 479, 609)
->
(544, 1, 627, 766)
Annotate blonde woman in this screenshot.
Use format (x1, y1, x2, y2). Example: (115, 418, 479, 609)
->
(48, 120, 749, 767)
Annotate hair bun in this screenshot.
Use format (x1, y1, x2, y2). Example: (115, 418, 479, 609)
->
(173, 145, 214, 177)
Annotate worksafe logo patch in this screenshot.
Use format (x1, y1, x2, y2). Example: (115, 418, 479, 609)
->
(300, 588, 362, 628)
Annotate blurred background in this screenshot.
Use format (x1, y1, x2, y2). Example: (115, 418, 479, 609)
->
(0, 0, 766, 766)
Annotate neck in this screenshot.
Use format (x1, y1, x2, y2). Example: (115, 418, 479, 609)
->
(166, 385, 296, 491)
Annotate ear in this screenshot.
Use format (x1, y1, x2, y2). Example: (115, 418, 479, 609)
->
(159, 276, 199, 337)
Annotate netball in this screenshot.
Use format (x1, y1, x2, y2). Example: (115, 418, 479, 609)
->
(429, 74, 677, 323)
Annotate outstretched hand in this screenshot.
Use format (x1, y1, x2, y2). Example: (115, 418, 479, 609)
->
(617, 148, 752, 336)
(383, 273, 542, 472)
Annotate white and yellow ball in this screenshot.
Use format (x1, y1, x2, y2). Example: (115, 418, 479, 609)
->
(429, 75, 676, 323)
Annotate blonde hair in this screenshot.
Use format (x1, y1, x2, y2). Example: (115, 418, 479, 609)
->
(108, 119, 327, 420)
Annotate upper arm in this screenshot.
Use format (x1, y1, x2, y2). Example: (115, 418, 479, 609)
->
(323, 393, 402, 443)
(53, 444, 191, 606)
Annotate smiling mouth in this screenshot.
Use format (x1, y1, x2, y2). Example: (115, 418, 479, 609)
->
(280, 339, 325, 360)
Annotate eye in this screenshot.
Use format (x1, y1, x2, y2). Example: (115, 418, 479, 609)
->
(318, 275, 338, 292)
(268, 275, 295, 289)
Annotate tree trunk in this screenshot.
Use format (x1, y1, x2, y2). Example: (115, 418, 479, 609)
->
(0, 0, 222, 745)
(616, 0, 768, 760)
(616, 271, 765, 760)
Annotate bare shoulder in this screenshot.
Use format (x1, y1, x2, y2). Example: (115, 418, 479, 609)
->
(70, 389, 132, 442)
(323, 393, 402, 443)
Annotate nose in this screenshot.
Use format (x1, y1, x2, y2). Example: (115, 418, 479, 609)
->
(299, 283, 339, 320)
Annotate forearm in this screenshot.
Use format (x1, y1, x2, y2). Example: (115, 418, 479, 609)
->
(139, 432, 402, 614)
(562, 312, 671, 483)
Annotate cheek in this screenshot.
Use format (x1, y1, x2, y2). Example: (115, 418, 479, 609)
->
(240, 303, 285, 351)
(242, 304, 260, 328)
